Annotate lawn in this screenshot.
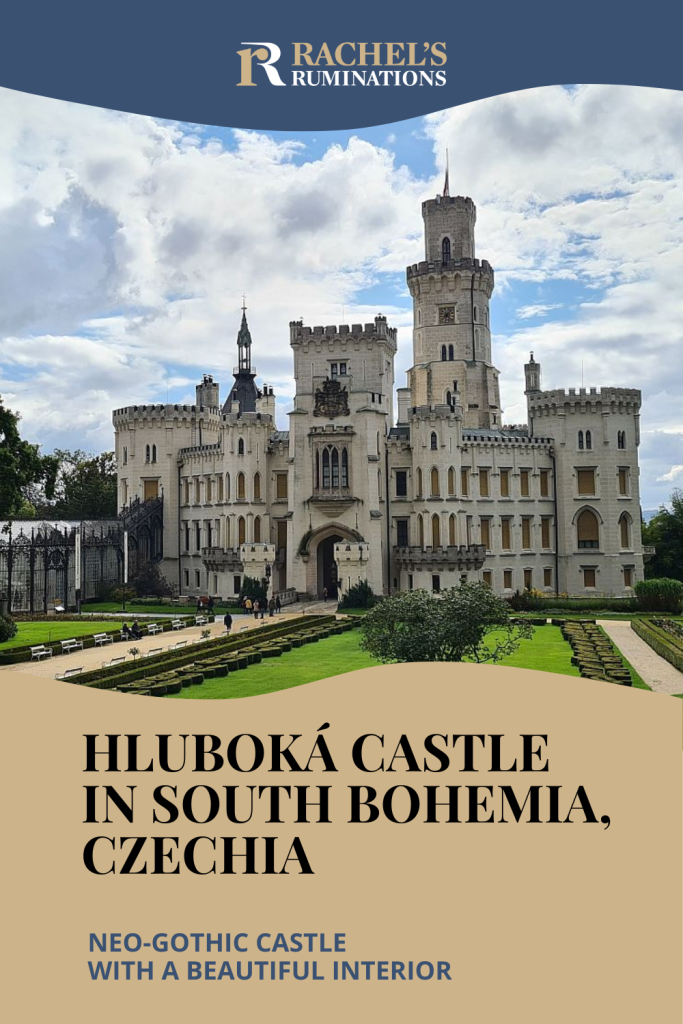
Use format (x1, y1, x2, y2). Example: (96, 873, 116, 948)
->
(168, 624, 580, 700)
(0, 620, 117, 650)
(82, 601, 243, 616)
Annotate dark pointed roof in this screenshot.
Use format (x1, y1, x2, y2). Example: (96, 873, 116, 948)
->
(222, 307, 259, 415)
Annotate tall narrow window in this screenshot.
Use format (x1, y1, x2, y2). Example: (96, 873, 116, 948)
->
(447, 467, 455, 496)
(152, 444, 157, 463)
(331, 447, 339, 488)
(503, 569, 513, 590)
(276, 473, 288, 499)
(418, 515, 424, 549)
(449, 514, 456, 546)
(500, 469, 510, 497)
(254, 516, 261, 543)
(253, 472, 261, 501)
(583, 567, 596, 588)
(442, 237, 451, 263)
(540, 469, 550, 497)
(619, 514, 630, 549)
(618, 468, 629, 496)
(377, 469, 382, 501)
(448, 344, 454, 361)
(501, 518, 512, 550)
(416, 467, 423, 496)
(541, 517, 551, 549)
(322, 449, 330, 488)
(237, 472, 245, 500)
(430, 431, 438, 450)
(461, 468, 469, 497)
(238, 438, 245, 455)
(479, 469, 489, 497)
(522, 517, 532, 549)
(432, 514, 441, 549)
(618, 430, 626, 449)
(430, 467, 440, 497)
(145, 444, 151, 463)
(578, 431, 584, 450)
(396, 470, 407, 497)
(480, 518, 491, 550)
(585, 430, 592, 450)
(446, 390, 452, 407)
(577, 509, 600, 549)
(225, 473, 230, 500)
(520, 470, 530, 497)
(543, 567, 552, 588)
(441, 345, 447, 361)
(238, 516, 246, 545)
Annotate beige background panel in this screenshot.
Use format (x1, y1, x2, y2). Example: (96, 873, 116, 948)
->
(1, 664, 680, 1023)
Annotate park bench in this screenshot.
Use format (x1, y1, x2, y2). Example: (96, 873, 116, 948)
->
(55, 666, 83, 680)
(195, 615, 209, 626)
(30, 645, 53, 660)
(93, 633, 113, 646)
(102, 656, 126, 668)
(60, 639, 84, 655)
(171, 619, 184, 630)
(171, 640, 187, 650)
(147, 623, 163, 635)
(239, 624, 250, 632)
(142, 647, 163, 659)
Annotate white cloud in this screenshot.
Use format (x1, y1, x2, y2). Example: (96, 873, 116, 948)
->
(516, 303, 563, 320)
(657, 464, 683, 483)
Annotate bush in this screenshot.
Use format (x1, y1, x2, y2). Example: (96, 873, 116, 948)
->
(130, 562, 174, 598)
(631, 619, 683, 673)
(239, 575, 268, 605)
(338, 580, 377, 610)
(0, 615, 18, 643)
(634, 578, 683, 614)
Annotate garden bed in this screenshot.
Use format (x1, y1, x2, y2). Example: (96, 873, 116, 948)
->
(631, 619, 683, 674)
(561, 621, 633, 686)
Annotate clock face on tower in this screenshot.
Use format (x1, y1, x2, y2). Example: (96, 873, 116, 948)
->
(439, 306, 455, 324)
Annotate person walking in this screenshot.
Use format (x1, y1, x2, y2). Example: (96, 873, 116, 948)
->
(268, 597, 276, 617)
(253, 599, 260, 619)
(322, 586, 328, 603)
(223, 611, 233, 633)
(275, 595, 281, 614)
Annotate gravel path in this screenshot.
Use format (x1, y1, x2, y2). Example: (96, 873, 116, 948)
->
(598, 620, 683, 695)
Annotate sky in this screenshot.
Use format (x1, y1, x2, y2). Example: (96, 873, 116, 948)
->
(0, 83, 682, 510)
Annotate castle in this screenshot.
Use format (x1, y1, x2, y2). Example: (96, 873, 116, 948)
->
(113, 183, 644, 602)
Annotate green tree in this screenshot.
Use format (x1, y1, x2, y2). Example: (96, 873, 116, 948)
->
(239, 576, 268, 605)
(130, 561, 173, 598)
(642, 489, 683, 582)
(51, 450, 118, 520)
(0, 396, 58, 519)
(360, 582, 534, 664)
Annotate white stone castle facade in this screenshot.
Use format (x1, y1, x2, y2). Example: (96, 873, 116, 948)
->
(113, 185, 645, 601)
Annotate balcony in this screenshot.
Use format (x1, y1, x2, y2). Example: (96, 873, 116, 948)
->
(201, 546, 243, 572)
(309, 487, 357, 516)
(643, 544, 656, 563)
(393, 544, 487, 571)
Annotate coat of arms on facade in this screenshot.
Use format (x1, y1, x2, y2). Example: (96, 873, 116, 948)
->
(313, 377, 350, 417)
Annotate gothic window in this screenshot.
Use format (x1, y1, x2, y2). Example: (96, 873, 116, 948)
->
(447, 467, 455, 495)
(617, 430, 626, 449)
(152, 444, 157, 463)
(123, 446, 128, 465)
(430, 467, 440, 497)
(578, 431, 584, 450)
(441, 345, 447, 361)
(254, 516, 261, 543)
(446, 390, 452, 407)
(331, 448, 339, 487)
(238, 438, 245, 455)
(577, 509, 600, 549)
(432, 514, 441, 549)
(237, 472, 246, 500)
(473, 306, 478, 321)
(442, 237, 451, 264)
(448, 513, 456, 546)
(253, 472, 261, 501)
(430, 431, 438, 450)
(238, 516, 246, 545)
(619, 513, 631, 549)
(448, 344, 454, 361)
(416, 467, 423, 496)
(418, 515, 424, 548)
(145, 445, 150, 463)
(225, 473, 230, 500)
(322, 448, 330, 488)
(585, 430, 592, 450)
(225, 518, 230, 546)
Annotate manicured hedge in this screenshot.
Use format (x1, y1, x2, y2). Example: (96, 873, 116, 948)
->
(631, 619, 683, 674)
(561, 621, 632, 686)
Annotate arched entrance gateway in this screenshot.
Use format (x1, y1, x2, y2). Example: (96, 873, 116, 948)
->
(300, 524, 365, 600)
(317, 534, 342, 598)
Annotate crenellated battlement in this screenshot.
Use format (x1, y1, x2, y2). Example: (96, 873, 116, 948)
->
(422, 194, 476, 214)
(529, 387, 642, 414)
(113, 403, 221, 424)
(177, 441, 222, 460)
(406, 257, 494, 281)
(290, 314, 397, 345)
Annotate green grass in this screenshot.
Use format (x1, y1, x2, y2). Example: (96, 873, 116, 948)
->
(0, 620, 116, 650)
(82, 601, 246, 616)
(168, 624, 580, 700)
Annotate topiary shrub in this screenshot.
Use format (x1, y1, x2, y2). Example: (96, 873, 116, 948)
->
(634, 578, 683, 614)
(0, 614, 18, 643)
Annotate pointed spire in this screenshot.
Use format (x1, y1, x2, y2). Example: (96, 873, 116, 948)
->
(443, 148, 450, 197)
(237, 295, 252, 373)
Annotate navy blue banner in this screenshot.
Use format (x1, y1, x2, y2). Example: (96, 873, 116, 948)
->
(1, 0, 682, 129)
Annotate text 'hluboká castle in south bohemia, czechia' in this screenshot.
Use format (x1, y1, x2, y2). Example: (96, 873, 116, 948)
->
(113, 178, 645, 604)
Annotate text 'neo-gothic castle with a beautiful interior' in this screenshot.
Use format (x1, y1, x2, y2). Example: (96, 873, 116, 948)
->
(113, 183, 645, 603)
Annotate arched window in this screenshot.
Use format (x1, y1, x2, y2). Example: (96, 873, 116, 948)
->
(430, 467, 440, 497)
(578, 431, 584, 450)
(448, 344, 454, 361)
(430, 431, 438, 450)
(432, 514, 441, 549)
(237, 472, 245, 500)
(253, 472, 261, 501)
(341, 448, 349, 488)
(442, 237, 451, 264)
(225, 518, 230, 547)
(145, 444, 150, 463)
(448, 513, 456, 546)
(416, 467, 423, 496)
(225, 473, 230, 500)
(238, 516, 246, 545)
(447, 467, 455, 496)
(577, 509, 600, 549)
(376, 431, 381, 455)
(446, 390, 452, 407)
(238, 438, 245, 455)
(473, 306, 478, 321)
(441, 345, 447, 362)
(418, 515, 424, 549)
(322, 448, 330, 488)
(619, 513, 630, 549)
(331, 448, 339, 488)
(254, 516, 261, 543)
(152, 444, 157, 463)
(585, 430, 592, 450)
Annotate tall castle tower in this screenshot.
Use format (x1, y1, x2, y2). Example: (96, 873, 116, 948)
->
(406, 175, 500, 428)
